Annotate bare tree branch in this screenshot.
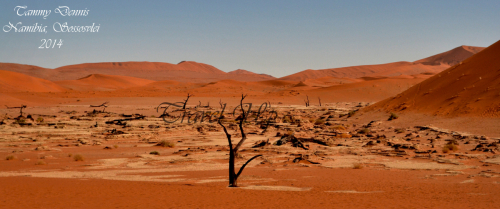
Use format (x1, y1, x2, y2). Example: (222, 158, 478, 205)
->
(182, 93, 193, 109)
(234, 94, 247, 152)
(218, 118, 233, 149)
(236, 154, 263, 178)
(90, 102, 108, 108)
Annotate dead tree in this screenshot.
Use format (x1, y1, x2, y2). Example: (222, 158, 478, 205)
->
(219, 99, 224, 109)
(304, 96, 310, 107)
(6, 105, 27, 116)
(197, 101, 210, 108)
(318, 97, 322, 107)
(182, 93, 193, 109)
(90, 102, 109, 112)
(218, 94, 262, 187)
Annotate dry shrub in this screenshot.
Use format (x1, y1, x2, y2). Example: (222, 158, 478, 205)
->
(157, 140, 175, 148)
(73, 154, 84, 161)
(443, 143, 458, 153)
(5, 155, 15, 160)
(283, 117, 292, 123)
(358, 128, 371, 134)
(388, 112, 399, 121)
(353, 163, 363, 169)
(314, 119, 325, 125)
(331, 125, 346, 131)
(36, 117, 44, 123)
(113, 145, 119, 149)
(35, 160, 46, 165)
(150, 151, 160, 155)
(395, 128, 405, 134)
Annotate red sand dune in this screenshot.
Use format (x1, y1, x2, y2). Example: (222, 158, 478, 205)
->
(0, 46, 482, 84)
(289, 75, 432, 102)
(105, 78, 298, 99)
(226, 69, 276, 81)
(0, 45, 486, 108)
(52, 61, 225, 82)
(55, 74, 155, 91)
(0, 63, 52, 79)
(0, 93, 32, 106)
(414, 45, 485, 66)
(365, 40, 500, 117)
(302, 76, 361, 87)
(190, 79, 277, 96)
(280, 46, 484, 81)
(0, 70, 65, 93)
(0, 62, 276, 83)
(255, 79, 296, 87)
(280, 62, 447, 81)
(120, 80, 199, 93)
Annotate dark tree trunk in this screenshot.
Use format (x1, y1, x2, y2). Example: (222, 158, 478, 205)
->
(229, 149, 237, 186)
(182, 93, 193, 109)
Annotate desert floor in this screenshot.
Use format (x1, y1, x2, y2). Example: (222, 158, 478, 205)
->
(1, 97, 500, 208)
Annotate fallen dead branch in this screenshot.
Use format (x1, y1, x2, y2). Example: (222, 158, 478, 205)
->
(274, 133, 309, 150)
(105, 115, 146, 125)
(90, 102, 109, 112)
(6, 105, 27, 116)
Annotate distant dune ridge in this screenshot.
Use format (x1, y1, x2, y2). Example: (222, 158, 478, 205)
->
(55, 74, 155, 91)
(0, 70, 65, 93)
(0, 44, 490, 106)
(365, 40, 500, 117)
(227, 69, 275, 81)
(0, 61, 276, 83)
(278, 62, 440, 81)
(0, 45, 482, 84)
(414, 45, 485, 66)
(280, 46, 484, 81)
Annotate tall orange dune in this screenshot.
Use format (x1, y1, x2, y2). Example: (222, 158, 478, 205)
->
(226, 69, 276, 81)
(414, 45, 485, 66)
(365, 40, 500, 117)
(0, 62, 276, 83)
(52, 61, 225, 82)
(0, 70, 65, 93)
(280, 46, 484, 81)
(55, 74, 155, 91)
(0, 63, 51, 79)
(283, 75, 432, 102)
(279, 62, 447, 81)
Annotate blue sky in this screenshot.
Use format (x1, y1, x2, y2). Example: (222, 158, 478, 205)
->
(1, 0, 499, 77)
